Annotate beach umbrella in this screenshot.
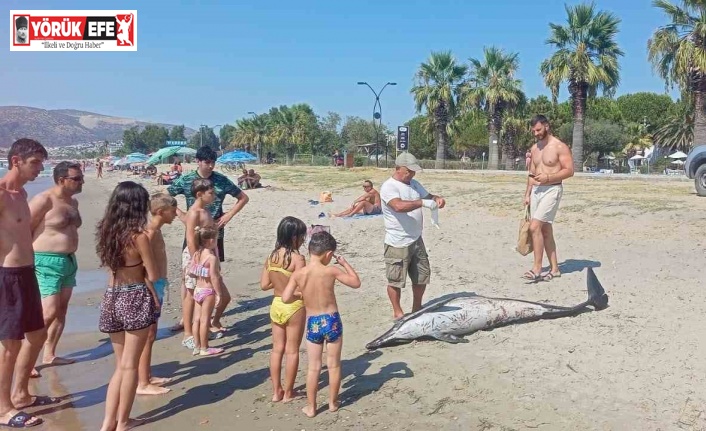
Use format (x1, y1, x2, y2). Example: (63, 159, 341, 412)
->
(176, 147, 196, 157)
(629, 154, 645, 160)
(217, 150, 257, 165)
(672, 159, 685, 165)
(114, 153, 149, 166)
(146, 147, 180, 165)
(668, 151, 688, 159)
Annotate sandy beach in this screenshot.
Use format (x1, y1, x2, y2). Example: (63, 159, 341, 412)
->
(24, 164, 706, 431)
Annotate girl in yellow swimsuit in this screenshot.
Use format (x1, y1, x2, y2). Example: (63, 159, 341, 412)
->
(260, 216, 308, 402)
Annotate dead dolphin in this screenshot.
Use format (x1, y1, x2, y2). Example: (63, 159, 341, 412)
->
(365, 268, 608, 350)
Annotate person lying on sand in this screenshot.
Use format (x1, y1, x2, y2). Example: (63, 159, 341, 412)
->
(330, 180, 381, 218)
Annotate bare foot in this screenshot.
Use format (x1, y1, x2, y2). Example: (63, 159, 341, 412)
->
(283, 390, 303, 403)
(329, 400, 341, 412)
(210, 322, 226, 332)
(393, 312, 404, 321)
(272, 388, 284, 402)
(121, 418, 145, 430)
(43, 356, 76, 365)
(302, 405, 316, 418)
(30, 368, 41, 378)
(136, 384, 171, 395)
(149, 376, 172, 386)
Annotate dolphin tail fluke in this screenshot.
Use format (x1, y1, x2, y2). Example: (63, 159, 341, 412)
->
(586, 268, 609, 310)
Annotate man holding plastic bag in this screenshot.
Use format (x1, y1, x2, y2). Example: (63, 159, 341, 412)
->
(380, 152, 445, 320)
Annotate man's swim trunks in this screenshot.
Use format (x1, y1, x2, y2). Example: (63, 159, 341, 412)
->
(35, 252, 78, 298)
(0, 266, 45, 340)
(530, 184, 563, 224)
(365, 205, 382, 215)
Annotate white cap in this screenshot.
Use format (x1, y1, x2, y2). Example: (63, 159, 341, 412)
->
(395, 152, 422, 172)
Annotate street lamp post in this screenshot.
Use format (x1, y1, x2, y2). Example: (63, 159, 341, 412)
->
(247, 111, 262, 164)
(200, 124, 221, 152)
(212, 124, 222, 153)
(200, 124, 206, 148)
(357, 81, 396, 167)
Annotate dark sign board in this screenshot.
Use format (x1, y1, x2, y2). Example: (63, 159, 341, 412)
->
(397, 126, 409, 151)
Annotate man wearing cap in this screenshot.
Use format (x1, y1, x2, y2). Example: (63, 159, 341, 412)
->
(380, 152, 445, 320)
(15, 16, 28, 44)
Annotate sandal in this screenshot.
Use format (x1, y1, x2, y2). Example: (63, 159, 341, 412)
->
(522, 270, 542, 281)
(18, 396, 61, 408)
(181, 336, 195, 350)
(0, 411, 43, 428)
(198, 347, 224, 356)
(541, 271, 562, 281)
(208, 331, 224, 340)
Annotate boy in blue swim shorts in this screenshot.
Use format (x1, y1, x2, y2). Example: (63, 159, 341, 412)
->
(136, 193, 177, 395)
(282, 231, 361, 418)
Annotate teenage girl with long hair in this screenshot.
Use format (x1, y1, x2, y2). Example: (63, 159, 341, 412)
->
(96, 181, 159, 431)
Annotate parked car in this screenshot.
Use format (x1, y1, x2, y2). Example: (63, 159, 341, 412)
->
(685, 145, 706, 196)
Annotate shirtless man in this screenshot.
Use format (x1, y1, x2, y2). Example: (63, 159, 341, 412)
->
(0, 139, 51, 428)
(523, 115, 574, 282)
(29, 161, 83, 375)
(330, 180, 382, 218)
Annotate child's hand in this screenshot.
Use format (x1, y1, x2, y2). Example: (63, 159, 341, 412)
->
(334, 254, 347, 265)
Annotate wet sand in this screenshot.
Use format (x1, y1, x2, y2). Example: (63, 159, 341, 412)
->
(26, 165, 706, 430)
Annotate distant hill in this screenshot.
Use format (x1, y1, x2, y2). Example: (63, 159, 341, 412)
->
(0, 106, 196, 147)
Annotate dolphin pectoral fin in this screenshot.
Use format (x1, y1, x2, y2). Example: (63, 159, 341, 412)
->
(433, 333, 468, 344)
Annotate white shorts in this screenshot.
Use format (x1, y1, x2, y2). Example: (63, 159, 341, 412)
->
(181, 248, 196, 290)
(530, 184, 563, 224)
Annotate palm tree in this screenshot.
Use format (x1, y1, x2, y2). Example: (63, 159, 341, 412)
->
(653, 102, 693, 151)
(231, 118, 256, 150)
(412, 51, 468, 168)
(502, 113, 532, 170)
(622, 122, 654, 157)
(648, 0, 706, 147)
(540, 3, 623, 170)
(465, 46, 525, 170)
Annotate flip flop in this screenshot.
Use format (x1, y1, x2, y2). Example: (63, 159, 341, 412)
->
(0, 411, 43, 428)
(541, 271, 562, 281)
(198, 347, 224, 356)
(208, 331, 224, 340)
(522, 270, 542, 282)
(18, 396, 61, 409)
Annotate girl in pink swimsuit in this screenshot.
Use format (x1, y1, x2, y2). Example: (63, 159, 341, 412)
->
(188, 226, 224, 356)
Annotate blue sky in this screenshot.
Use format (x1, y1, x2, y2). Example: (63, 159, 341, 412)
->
(2, 0, 674, 131)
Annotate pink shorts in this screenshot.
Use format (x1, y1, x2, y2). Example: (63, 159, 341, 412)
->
(194, 288, 215, 304)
